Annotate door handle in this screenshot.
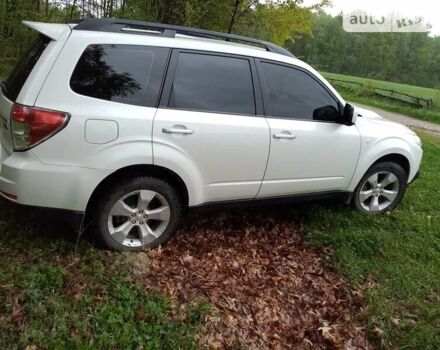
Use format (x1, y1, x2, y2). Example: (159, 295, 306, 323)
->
(162, 127, 194, 135)
(273, 132, 296, 140)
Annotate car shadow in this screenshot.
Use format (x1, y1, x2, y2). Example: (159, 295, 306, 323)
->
(0, 197, 80, 250)
(0, 196, 349, 252)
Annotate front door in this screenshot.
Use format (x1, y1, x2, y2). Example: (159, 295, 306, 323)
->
(256, 60, 361, 198)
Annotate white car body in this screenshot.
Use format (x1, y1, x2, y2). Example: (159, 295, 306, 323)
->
(0, 20, 423, 216)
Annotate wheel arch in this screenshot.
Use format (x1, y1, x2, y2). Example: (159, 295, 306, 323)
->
(348, 142, 414, 192)
(84, 164, 189, 225)
(372, 153, 410, 177)
(352, 153, 410, 213)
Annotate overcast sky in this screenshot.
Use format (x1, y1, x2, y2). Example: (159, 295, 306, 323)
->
(303, 0, 440, 36)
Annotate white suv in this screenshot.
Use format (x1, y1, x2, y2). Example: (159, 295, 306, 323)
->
(0, 19, 423, 251)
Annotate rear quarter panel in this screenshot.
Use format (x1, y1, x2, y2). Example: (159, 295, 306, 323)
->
(32, 31, 157, 170)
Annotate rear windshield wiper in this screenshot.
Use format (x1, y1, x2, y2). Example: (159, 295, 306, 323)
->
(0, 81, 7, 94)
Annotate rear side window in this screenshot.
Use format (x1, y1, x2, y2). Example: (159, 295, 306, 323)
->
(168, 52, 255, 115)
(3, 35, 50, 101)
(70, 45, 169, 107)
(259, 62, 340, 122)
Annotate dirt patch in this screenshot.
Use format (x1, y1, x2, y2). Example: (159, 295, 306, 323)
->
(122, 251, 150, 278)
(137, 206, 369, 349)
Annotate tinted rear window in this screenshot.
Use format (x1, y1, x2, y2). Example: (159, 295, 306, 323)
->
(3, 35, 50, 101)
(70, 44, 169, 107)
(169, 52, 255, 115)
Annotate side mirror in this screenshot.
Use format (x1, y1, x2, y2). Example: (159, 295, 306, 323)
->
(341, 103, 355, 125)
(313, 105, 340, 122)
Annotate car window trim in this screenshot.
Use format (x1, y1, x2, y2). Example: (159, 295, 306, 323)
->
(154, 47, 173, 108)
(255, 58, 343, 124)
(159, 49, 263, 117)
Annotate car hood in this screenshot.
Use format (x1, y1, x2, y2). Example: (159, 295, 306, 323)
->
(356, 106, 384, 120)
(355, 105, 417, 136)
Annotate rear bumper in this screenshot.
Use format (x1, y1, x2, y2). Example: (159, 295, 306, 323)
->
(0, 146, 111, 212)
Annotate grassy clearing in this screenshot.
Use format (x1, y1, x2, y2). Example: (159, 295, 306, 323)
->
(305, 132, 440, 349)
(322, 72, 440, 124)
(323, 72, 440, 100)
(0, 134, 438, 349)
(0, 207, 207, 349)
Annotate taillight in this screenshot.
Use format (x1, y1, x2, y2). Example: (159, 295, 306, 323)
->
(0, 191, 17, 200)
(10, 104, 69, 151)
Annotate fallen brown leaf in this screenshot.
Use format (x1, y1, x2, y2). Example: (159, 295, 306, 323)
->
(136, 207, 370, 349)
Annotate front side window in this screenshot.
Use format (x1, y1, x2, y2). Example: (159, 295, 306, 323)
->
(259, 62, 340, 122)
(169, 52, 255, 115)
(70, 44, 168, 107)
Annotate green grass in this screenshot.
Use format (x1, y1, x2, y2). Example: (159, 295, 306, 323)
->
(323, 72, 440, 100)
(1, 66, 439, 348)
(0, 208, 207, 349)
(322, 72, 440, 124)
(305, 132, 440, 349)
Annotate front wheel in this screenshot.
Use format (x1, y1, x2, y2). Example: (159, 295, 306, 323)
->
(93, 177, 182, 251)
(354, 162, 408, 214)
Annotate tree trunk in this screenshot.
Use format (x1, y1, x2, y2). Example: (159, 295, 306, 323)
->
(70, 0, 78, 20)
(228, 0, 241, 34)
(3, 0, 17, 38)
(162, 0, 186, 25)
(109, 0, 114, 17)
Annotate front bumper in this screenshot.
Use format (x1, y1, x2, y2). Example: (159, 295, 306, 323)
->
(409, 170, 420, 185)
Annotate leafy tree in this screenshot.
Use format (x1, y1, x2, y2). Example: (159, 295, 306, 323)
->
(291, 11, 440, 88)
(0, 0, 326, 77)
(5, 1, 438, 90)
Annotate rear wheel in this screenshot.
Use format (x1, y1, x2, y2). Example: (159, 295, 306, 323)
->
(354, 162, 408, 214)
(94, 177, 182, 251)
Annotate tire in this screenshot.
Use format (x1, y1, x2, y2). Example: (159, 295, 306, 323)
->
(93, 176, 182, 251)
(354, 162, 408, 214)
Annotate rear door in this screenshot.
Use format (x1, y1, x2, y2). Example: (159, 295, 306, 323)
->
(153, 50, 270, 205)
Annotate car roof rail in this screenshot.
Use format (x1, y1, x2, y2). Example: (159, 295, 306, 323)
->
(73, 18, 295, 58)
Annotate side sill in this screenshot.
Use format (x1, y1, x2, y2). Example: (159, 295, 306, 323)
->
(190, 191, 352, 212)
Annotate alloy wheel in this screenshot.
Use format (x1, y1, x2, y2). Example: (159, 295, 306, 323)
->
(107, 190, 171, 248)
(358, 171, 400, 212)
